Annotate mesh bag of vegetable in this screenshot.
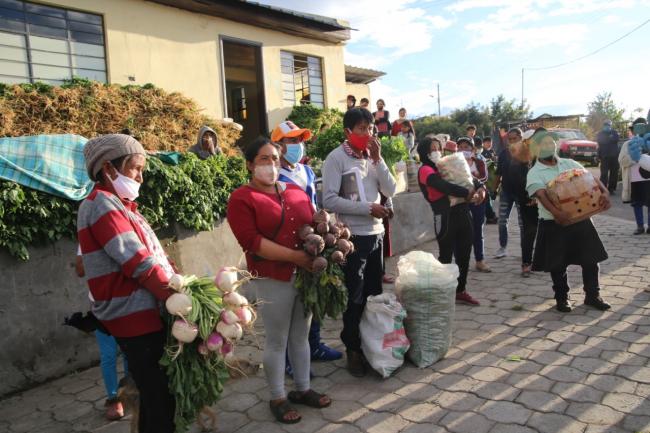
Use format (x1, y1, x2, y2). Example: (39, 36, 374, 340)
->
(395, 251, 458, 368)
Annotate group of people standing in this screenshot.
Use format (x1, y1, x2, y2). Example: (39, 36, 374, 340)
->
(74, 103, 640, 431)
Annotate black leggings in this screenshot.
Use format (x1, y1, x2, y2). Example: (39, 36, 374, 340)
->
(116, 330, 175, 433)
(519, 203, 539, 266)
(433, 204, 473, 293)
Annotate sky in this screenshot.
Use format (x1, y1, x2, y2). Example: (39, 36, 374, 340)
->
(257, 0, 650, 120)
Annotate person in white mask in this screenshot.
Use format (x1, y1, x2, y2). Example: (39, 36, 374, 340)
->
(271, 122, 343, 369)
(79, 134, 177, 433)
(415, 136, 484, 306)
(227, 136, 331, 425)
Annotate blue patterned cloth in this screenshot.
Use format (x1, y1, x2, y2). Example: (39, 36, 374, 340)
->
(0, 134, 93, 201)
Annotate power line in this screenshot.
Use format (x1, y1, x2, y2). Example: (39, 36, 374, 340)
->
(525, 17, 650, 71)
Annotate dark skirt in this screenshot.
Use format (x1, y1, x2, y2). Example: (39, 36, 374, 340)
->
(532, 219, 608, 272)
(630, 181, 650, 207)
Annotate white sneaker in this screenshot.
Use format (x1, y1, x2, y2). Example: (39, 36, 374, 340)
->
(495, 247, 507, 258)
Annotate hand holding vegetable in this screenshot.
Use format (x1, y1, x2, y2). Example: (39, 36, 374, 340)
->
(293, 250, 315, 272)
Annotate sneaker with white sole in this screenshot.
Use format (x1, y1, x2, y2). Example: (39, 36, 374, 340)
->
(495, 247, 507, 258)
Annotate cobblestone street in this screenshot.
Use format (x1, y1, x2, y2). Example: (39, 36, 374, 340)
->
(1, 213, 649, 433)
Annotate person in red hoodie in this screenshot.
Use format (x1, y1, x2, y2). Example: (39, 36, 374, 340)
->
(78, 134, 176, 433)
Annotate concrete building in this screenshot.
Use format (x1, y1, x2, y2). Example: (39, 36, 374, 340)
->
(0, 0, 368, 145)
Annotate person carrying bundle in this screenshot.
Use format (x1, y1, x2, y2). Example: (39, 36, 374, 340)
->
(526, 130, 612, 312)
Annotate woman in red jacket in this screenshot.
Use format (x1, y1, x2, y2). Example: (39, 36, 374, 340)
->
(227, 137, 331, 424)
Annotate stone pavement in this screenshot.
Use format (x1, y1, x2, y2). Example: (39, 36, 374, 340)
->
(1, 213, 650, 433)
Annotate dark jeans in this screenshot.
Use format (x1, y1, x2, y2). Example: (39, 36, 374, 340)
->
(116, 330, 175, 433)
(485, 195, 497, 220)
(434, 204, 473, 293)
(498, 190, 523, 249)
(519, 203, 539, 265)
(308, 320, 320, 350)
(469, 201, 486, 262)
(550, 263, 600, 301)
(341, 234, 383, 352)
(600, 156, 619, 191)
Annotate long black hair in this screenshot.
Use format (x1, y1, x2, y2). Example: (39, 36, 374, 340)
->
(417, 136, 441, 168)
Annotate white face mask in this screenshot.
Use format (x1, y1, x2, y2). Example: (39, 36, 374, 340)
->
(462, 150, 473, 159)
(110, 170, 141, 201)
(254, 164, 279, 185)
(429, 151, 442, 163)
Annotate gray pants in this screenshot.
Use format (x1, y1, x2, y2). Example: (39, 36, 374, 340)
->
(253, 277, 312, 399)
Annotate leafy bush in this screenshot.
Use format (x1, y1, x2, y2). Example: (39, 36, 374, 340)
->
(380, 136, 410, 175)
(308, 124, 346, 161)
(0, 154, 248, 260)
(287, 104, 344, 139)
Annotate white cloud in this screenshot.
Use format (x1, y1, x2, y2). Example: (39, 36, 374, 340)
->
(256, 0, 455, 66)
(466, 22, 589, 50)
(600, 14, 623, 24)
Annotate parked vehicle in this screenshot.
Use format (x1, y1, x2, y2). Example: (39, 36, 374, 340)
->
(550, 128, 599, 166)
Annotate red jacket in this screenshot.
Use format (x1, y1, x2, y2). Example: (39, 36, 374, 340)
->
(227, 183, 313, 281)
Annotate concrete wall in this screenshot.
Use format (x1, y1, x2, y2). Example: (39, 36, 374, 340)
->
(345, 82, 371, 105)
(0, 191, 432, 396)
(45, 0, 348, 129)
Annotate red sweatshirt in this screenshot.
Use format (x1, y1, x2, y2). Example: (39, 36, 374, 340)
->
(227, 183, 313, 281)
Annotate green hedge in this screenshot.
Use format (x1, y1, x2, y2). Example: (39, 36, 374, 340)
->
(0, 153, 248, 260)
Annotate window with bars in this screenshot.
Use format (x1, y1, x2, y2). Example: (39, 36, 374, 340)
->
(281, 51, 324, 108)
(0, 0, 106, 85)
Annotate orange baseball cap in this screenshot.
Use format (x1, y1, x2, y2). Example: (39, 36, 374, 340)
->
(271, 121, 313, 143)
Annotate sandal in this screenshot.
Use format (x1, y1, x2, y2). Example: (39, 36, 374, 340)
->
(288, 389, 331, 408)
(269, 400, 301, 424)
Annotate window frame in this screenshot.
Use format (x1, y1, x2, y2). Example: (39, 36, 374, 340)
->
(0, 0, 107, 85)
(280, 50, 325, 109)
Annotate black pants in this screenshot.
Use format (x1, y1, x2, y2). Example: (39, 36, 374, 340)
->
(550, 263, 600, 301)
(116, 330, 175, 433)
(434, 204, 473, 293)
(485, 195, 497, 220)
(341, 234, 383, 352)
(600, 156, 619, 191)
(519, 203, 539, 265)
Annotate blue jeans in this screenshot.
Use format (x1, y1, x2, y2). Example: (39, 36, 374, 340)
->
(96, 330, 128, 400)
(633, 204, 649, 227)
(469, 201, 487, 261)
(498, 191, 523, 249)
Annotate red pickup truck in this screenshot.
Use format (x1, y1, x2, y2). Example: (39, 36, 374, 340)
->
(550, 128, 599, 166)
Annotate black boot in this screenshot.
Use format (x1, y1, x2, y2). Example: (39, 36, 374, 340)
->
(584, 295, 611, 311)
(555, 298, 572, 312)
(346, 350, 366, 377)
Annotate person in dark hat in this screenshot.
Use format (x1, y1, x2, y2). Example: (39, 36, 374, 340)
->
(79, 134, 177, 433)
(596, 119, 620, 194)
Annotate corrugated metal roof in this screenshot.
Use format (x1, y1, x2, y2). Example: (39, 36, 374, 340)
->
(243, 1, 351, 30)
(345, 65, 386, 84)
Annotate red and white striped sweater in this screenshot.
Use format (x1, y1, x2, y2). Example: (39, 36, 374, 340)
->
(77, 184, 172, 338)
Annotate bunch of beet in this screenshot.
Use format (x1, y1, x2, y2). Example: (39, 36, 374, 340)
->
(300, 209, 354, 273)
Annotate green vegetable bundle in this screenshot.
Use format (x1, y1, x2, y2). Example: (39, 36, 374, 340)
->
(294, 209, 350, 321)
(160, 276, 231, 433)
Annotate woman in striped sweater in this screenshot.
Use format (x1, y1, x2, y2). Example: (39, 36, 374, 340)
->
(78, 134, 176, 433)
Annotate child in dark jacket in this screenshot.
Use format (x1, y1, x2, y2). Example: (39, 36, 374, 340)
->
(416, 136, 485, 305)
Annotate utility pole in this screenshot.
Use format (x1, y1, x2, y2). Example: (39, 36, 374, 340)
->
(437, 83, 441, 116)
(521, 68, 524, 110)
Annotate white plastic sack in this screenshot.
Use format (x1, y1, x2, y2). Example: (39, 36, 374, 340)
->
(360, 293, 410, 378)
(395, 251, 458, 368)
(436, 153, 473, 206)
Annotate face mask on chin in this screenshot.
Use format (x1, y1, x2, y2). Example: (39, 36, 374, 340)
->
(109, 168, 141, 201)
(253, 164, 279, 185)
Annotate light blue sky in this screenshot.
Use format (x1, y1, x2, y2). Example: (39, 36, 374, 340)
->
(258, 0, 649, 120)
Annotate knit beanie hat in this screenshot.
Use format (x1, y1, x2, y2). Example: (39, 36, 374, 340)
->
(84, 134, 146, 181)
